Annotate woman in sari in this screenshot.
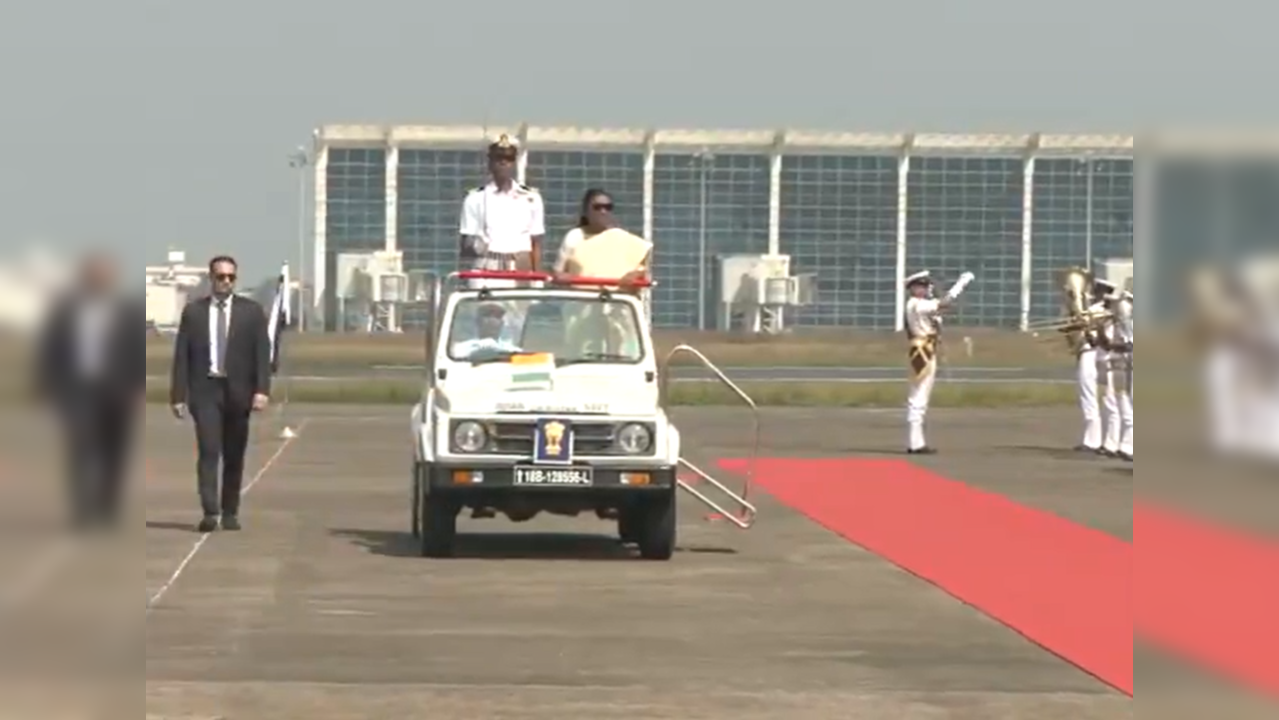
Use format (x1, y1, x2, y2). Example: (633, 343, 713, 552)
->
(554, 188, 649, 289)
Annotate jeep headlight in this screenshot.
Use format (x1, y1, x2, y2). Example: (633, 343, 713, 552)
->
(452, 421, 488, 453)
(615, 423, 652, 454)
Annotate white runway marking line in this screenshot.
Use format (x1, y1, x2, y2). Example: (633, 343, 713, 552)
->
(145, 419, 307, 615)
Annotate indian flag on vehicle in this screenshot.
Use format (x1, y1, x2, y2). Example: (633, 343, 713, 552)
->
(508, 353, 554, 390)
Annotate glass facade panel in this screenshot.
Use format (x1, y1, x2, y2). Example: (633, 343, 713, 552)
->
(397, 149, 486, 274)
(395, 149, 486, 329)
(324, 148, 386, 330)
(1151, 159, 1218, 320)
(317, 135, 1136, 332)
(1219, 159, 1279, 259)
(906, 157, 1023, 328)
(779, 155, 898, 328)
(1029, 159, 1087, 321)
(525, 150, 645, 267)
(651, 153, 770, 328)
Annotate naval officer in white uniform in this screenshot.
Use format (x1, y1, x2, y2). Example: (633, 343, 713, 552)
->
(903, 270, 974, 454)
(1108, 288, 1134, 461)
(1076, 279, 1116, 454)
(459, 134, 546, 289)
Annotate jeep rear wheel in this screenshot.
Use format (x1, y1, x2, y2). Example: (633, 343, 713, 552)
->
(636, 492, 676, 561)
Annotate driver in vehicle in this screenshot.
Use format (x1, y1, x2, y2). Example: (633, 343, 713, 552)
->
(450, 303, 523, 359)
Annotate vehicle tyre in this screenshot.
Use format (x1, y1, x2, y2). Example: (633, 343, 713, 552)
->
(636, 491, 676, 561)
(618, 507, 641, 544)
(410, 464, 422, 538)
(420, 490, 458, 558)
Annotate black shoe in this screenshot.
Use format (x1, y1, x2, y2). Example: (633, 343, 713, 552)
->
(221, 516, 241, 531)
(908, 447, 937, 455)
(1074, 445, 1100, 453)
(1098, 449, 1117, 458)
(1118, 453, 1133, 462)
(197, 517, 218, 533)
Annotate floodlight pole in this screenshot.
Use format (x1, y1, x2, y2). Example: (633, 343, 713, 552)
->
(289, 146, 309, 333)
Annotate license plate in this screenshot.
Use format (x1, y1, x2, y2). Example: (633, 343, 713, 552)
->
(513, 466, 593, 486)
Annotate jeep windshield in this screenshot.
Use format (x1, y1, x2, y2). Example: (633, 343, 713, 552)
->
(447, 295, 645, 364)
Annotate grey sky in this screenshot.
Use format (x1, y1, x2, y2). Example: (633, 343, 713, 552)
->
(0, 1, 1269, 279)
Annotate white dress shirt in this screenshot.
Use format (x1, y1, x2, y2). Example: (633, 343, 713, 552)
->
(74, 298, 114, 380)
(209, 296, 232, 376)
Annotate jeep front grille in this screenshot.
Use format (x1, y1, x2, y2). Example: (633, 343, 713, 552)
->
(490, 421, 622, 456)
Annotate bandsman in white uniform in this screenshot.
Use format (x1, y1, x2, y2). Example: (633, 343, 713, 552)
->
(1076, 279, 1116, 454)
(1099, 287, 1133, 461)
(459, 134, 546, 289)
(903, 270, 974, 454)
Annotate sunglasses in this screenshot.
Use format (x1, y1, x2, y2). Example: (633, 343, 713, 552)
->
(213, 273, 236, 281)
(591, 202, 614, 211)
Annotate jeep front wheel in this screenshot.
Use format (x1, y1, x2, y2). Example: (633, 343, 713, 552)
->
(420, 491, 458, 558)
(636, 492, 676, 561)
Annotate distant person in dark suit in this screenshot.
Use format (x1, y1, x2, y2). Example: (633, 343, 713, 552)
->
(36, 252, 144, 530)
(169, 256, 272, 533)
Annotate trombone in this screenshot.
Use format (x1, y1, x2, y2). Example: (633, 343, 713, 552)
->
(1026, 266, 1114, 353)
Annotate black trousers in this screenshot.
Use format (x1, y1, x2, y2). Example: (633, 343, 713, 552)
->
(191, 379, 253, 518)
(61, 391, 133, 528)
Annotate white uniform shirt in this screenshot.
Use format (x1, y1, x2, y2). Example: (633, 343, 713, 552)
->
(904, 297, 941, 338)
(209, 296, 233, 375)
(460, 181, 546, 255)
(1116, 300, 1134, 347)
(451, 337, 523, 359)
(1085, 301, 1107, 351)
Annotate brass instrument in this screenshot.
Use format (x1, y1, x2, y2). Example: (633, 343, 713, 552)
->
(1026, 266, 1112, 354)
(1186, 264, 1244, 349)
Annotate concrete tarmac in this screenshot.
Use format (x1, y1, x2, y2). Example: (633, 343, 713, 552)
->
(136, 405, 1145, 719)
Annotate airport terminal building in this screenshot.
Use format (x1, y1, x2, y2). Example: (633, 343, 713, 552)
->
(310, 125, 1143, 331)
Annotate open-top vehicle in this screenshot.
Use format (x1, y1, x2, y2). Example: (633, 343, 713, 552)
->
(409, 270, 758, 559)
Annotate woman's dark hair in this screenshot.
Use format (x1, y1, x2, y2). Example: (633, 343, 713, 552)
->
(578, 188, 612, 228)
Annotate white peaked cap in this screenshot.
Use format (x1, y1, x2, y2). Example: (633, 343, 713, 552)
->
(488, 133, 520, 149)
(904, 270, 932, 287)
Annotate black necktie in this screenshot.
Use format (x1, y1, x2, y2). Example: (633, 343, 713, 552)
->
(215, 300, 228, 374)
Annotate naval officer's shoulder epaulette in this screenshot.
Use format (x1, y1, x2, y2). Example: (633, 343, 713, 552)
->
(517, 182, 538, 193)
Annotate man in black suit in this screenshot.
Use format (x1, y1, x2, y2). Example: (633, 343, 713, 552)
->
(169, 256, 272, 533)
(37, 252, 144, 530)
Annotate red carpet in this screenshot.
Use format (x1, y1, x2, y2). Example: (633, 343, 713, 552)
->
(719, 458, 1132, 695)
(1135, 502, 1279, 697)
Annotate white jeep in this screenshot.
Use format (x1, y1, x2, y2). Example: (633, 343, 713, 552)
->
(410, 273, 757, 560)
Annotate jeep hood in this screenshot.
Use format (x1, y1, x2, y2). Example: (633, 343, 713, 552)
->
(438, 365, 659, 415)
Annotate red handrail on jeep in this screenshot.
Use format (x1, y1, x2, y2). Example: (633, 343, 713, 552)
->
(456, 270, 653, 288)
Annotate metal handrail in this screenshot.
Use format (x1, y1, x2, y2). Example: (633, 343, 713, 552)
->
(659, 344, 759, 528)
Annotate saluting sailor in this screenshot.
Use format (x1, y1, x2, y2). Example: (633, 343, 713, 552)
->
(903, 269, 974, 454)
(459, 134, 546, 289)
